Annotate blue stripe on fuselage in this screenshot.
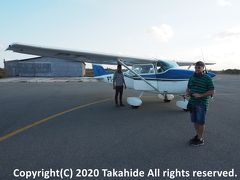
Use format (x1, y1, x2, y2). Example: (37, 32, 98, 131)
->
(156, 69, 194, 79)
(128, 69, 215, 81)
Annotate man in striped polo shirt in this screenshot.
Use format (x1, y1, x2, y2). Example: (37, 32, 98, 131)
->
(186, 61, 215, 146)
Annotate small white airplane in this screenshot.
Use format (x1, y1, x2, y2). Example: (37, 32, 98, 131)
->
(7, 43, 216, 110)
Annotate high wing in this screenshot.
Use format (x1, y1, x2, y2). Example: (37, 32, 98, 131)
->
(7, 43, 155, 66)
(7, 43, 216, 66)
(177, 61, 215, 66)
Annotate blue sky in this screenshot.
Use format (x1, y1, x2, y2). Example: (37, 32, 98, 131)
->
(1, 0, 240, 70)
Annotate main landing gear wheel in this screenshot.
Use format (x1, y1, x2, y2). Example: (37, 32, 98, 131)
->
(131, 105, 140, 109)
(158, 94, 174, 103)
(164, 99, 171, 103)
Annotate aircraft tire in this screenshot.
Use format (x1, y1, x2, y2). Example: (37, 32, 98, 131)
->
(131, 105, 139, 109)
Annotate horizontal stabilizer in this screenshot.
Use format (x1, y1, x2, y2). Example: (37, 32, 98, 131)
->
(92, 64, 110, 77)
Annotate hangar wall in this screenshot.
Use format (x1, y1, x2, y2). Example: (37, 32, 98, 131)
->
(4, 57, 85, 77)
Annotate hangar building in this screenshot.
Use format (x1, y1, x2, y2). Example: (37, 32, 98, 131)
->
(4, 57, 86, 77)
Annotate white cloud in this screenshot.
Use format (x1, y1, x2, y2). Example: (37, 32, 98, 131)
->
(161, 26, 240, 70)
(213, 27, 240, 41)
(169, 46, 240, 70)
(172, 33, 240, 70)
(147, 24, 174, 42)
(217, 0, 232, 7)
(204, 44, 240, 70)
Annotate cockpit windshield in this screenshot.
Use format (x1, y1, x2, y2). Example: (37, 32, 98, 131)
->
(156, 60, 179, 73)
(125, 61, 179, 76)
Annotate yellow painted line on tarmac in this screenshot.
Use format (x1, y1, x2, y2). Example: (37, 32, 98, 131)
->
(0, 98, 111, 142)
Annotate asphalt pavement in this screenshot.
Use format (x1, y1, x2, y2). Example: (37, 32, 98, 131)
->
(0, 74, 239, 180)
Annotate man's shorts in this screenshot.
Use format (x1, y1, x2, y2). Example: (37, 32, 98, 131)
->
(190, 102, 206, 125)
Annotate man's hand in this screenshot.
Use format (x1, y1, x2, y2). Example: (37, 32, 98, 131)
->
(124, 85, 127, 89)
(183, 95, 187, 100)
(192, 93, 202, 98)
(185, 89, 190, 98)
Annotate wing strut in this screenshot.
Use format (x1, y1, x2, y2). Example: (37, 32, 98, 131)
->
(118, 59, 159, 92)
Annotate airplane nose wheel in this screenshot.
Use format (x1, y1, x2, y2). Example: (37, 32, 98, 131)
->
(176, 99, 189, 112)
(164, 99, 171, 103)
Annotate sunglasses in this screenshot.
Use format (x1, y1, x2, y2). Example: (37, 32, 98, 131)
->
(195, 66, 203, 69)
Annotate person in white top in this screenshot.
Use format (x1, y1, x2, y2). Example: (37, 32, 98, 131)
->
(113, 65, 126, 107)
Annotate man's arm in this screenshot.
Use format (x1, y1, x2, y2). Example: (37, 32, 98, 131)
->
(185, 88, 191, 97)
(113, 73, 116, 89)
(192, 90, 215, 98)
(123, 74, 126, 89)
(193, 76, 215, 98)
(185, 77, 192, 97)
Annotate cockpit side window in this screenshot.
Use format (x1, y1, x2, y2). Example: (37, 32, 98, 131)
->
(131, 64, 155, 74)
(157, 65, 163, 73)
(157, 62, 165, 72)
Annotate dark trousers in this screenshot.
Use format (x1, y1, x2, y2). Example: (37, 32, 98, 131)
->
(115, 86, 123, 105)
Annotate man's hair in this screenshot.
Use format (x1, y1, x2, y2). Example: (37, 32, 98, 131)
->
(117, 64, 122, 68)
(195, 61, 205, 67)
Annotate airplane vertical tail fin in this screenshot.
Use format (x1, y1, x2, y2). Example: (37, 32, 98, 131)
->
(92, 64, 109, 77)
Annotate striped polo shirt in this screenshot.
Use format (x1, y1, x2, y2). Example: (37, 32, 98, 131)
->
(188, 73, 214, 109)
